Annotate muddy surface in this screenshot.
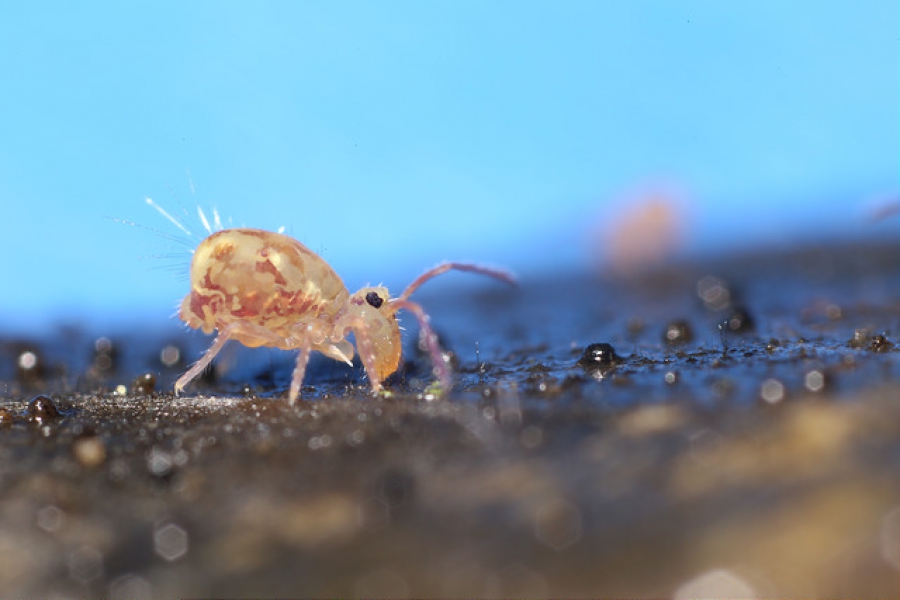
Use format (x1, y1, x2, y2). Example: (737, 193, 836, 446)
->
(1, 240, 898, 597)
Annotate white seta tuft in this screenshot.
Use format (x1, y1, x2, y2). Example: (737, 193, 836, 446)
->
(146, 197, 193, 238)
(197, 205, 213, 234)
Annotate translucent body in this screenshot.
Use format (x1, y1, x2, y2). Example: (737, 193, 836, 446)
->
(175, 228, 514, 403)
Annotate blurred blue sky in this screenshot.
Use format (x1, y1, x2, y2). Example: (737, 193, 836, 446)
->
(0, 1, 896, 330)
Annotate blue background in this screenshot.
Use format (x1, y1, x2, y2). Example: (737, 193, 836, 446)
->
(0, 1, 896, 332)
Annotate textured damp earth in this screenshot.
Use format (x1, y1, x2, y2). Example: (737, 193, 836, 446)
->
(0, 240, 897, 597)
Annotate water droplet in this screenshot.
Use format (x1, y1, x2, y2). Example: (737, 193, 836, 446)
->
(869, 334, 895, 353)
(27, 395, 60, 422)
(131, 372, 157, 395)
(577, 343, 622, 372)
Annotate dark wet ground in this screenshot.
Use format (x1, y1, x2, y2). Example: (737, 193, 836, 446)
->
(1, 240, 899, 597)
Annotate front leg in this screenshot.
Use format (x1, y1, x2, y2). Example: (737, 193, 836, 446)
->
(351, 319, 383, 394)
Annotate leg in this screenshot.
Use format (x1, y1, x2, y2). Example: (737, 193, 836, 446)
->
(174, 327, 234, 396)
(390, 299, 452, 390)
(352, 320, 383, 394)
(288, 339, 312, 405)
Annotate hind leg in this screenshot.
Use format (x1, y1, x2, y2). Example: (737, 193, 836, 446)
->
(175, 328, 234, 396)
(176, 322, 286, 397)
(288, 338, 313, 405)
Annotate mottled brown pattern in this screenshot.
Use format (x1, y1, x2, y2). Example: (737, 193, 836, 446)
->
(183, 229, 345, 334)
(211, 240, 235, 261)
(255, 256, 288, 286)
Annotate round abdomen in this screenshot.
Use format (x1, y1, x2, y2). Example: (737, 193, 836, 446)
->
(180, 228, 349, 335)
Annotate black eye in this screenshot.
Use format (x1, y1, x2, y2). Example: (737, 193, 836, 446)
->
(365, 291, 384, 309)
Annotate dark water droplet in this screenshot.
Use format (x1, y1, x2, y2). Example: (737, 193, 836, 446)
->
(131, 372, 157, 395)
(28, 395, 60, 422)
(869, 334, 895, 353)
(663, 320, 693, 345)
(577, 343, 622, 371)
